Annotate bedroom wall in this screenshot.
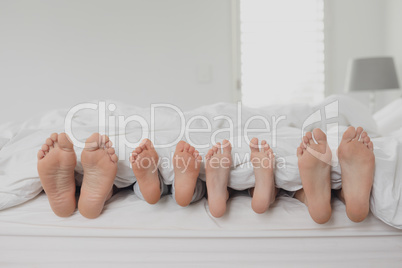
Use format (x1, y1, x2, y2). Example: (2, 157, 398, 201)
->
(385, 0, 402, 83)
(324, 0, 386, 95)
(0, 0, 234, 124)
(325, 0, 402, 111)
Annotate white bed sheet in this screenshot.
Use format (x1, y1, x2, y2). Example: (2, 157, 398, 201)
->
(1, 94, 401, 229)
(0, 190, 399, 237)
(0, 190, 401, 266)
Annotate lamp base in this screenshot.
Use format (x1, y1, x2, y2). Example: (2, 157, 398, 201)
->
(369, 91, 375, 114)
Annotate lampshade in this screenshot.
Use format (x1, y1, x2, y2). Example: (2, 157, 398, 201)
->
(345, 57, 400, 92)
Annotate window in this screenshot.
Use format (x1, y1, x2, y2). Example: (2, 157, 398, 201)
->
(239, 0, 325, 107)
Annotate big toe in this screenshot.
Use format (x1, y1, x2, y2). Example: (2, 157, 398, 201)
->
(342, 126, 356, 141)
(58, 133, 74, 150)
(85, 133, 102, 150)
(313, 128, 327, 144)
(175, 140, 186, 153)
(222, 139, 232, 154)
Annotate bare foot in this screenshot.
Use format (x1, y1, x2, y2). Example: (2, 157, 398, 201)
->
(337, 126, 375, 222)
(297, 128, 332, 224)
(173, 141, 202, 207)
(249, 138, 276, 214)
(78, 133, 118, 219)
(205, 140, 232, 218)
(37, 133, 76, 217)
(130, 139, 160, 204)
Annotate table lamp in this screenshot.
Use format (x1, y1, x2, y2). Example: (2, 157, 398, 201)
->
(345, 57, 400, 113)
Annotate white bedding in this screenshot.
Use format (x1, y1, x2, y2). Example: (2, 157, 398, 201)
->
(1, 191, 401, 266)
(0, 95, 401, 229)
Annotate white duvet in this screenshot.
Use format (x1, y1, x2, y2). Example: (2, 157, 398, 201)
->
(0, 95, 401, 229)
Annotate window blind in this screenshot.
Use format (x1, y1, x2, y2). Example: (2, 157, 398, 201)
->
(240, 0, 325, 107)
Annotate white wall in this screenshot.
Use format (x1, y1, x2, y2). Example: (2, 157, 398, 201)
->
(324, 0, 386, 94)
(2, 0, 401, 124)
(385, 0, 402, 82)
(0, 0, 234, 124)
(325, 0, 402, 111)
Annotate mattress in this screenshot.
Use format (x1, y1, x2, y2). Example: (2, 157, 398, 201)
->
(1, 190, 401, 266)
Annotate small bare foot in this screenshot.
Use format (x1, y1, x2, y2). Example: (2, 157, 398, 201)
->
(37, 133, 77, 217)
(297, 128, 332, 224)
(337, 126, 375, 222)
(78, 133, 118, 219)
(173, 141, 202, 207)
(205, 140, 232, 218)
(130, 139, 160, 204)
(249, 138, 276, 214)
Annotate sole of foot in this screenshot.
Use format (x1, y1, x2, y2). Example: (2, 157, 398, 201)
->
(338, 126, 375, 222)
(173, 141, 202, 207)
(249, 138, 276, 214)
(297, 128, 332, 224)
(37, 133, 77, 217)
(78, 133, 118, 219)
(205, 140, 232, 218)
(131, 139, 161, 204)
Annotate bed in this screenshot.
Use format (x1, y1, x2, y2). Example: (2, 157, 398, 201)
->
(1, 191, 402, 267)
(1, 95, 402, 266)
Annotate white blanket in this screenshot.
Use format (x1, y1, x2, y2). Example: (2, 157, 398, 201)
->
(0, 95, 401, 229)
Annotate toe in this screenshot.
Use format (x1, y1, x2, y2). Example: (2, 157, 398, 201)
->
(360, 131, 367, 143)
(110, 154, 118, 163)
(297, 145, 303, 157)
(264, 145, 271, 155)
(46, 138, 54, 147)
(354, 127, 363, 140)
(363, 136, 370, 145)
(250, 137, 259, 152)
(85, 133, 102, 150)
(193, 150, 199, 158)
(306, 132, 313, 140)
(58, 133, 74, 150)
(313, 128, 327, 144)
(105, 140, 113, 148)
(175, 141, 186, 152)
(302, 136, 308, 148)
(131, 151, 139, 162)
(37, 150, 45, 159)
(212, 144, 219, 154)
(183, 142, 190, 152)
(368, 141, 374, 151)
(308, 136, 315, 146)
(107, 147, 115, 155)
(101, 135, 110, 146)
(216, 142, 222, 154)
(144, 139, 154, 150)
(135, 147, 143, 154)
(50, 133, 58, 142)
(206, 149, 214, 160)
(188, 146, 195, 155)
(222, 139, 232, 154)
(261, 140, 269, 152)
(342, 126, 356, 141)
(41, 144, 49, 152)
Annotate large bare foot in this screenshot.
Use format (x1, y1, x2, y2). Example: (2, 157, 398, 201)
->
(205, 140, 232, 218)
(130, 139, 160, 204)
(37, 133, 76, 217)
(337, 126, 375, 222)
(297, 128, 332, 224)
(249, 138, 277, 214)
(173, 141, 202, 207)
(78, 133, 118, 219)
